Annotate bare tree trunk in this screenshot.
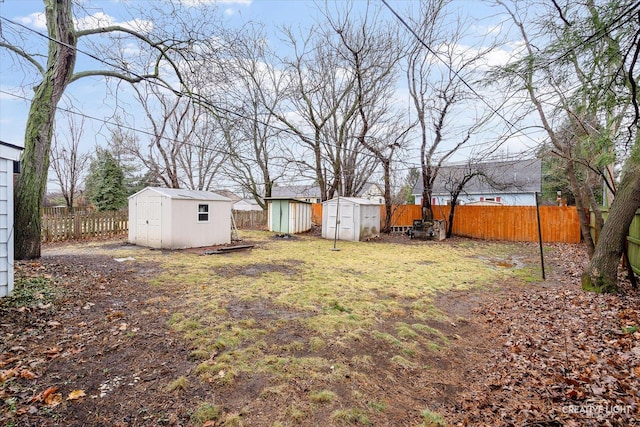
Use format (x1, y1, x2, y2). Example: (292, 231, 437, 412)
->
(582, 164, 640, 292)
(15, 0, 76, 259)
(566, 159, 596, 256)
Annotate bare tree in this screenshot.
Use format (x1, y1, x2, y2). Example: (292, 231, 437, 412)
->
(2, 0, 232, 258)
(50, 111, 91, 209)
(327, 1, 410, 232)
(216, 24, 289, 207)
(492, 0, 639, 291)
(405, 1, 495, 223)
(124, 84, 227, 190)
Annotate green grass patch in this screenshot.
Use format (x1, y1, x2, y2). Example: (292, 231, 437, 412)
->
(2, 274, 59, 309)
(420, 407, 446, 426)
(166, 376, 189, 392)
(331, 407, 371, 425)
(391, 355, 417, 369)
(309, 389, 336, 403)
(81, 231, 535, 424)
(191, 403, 221, 425)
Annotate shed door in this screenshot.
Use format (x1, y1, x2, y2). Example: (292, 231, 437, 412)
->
(136, 197, 162, 247)
(271, 200, 289, 233)
(338, 203, 355, 241)
(326, 201, 355, 241)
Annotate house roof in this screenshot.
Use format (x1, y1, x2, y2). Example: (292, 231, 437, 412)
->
(271, 184, 321, 199)
(213, 189, 242, 201)
(234, 199, 262, 207)
(129, 187, 232, 201)
(412, 158, 542, 195)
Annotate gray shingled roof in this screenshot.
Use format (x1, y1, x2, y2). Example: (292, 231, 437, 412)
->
(412, 158, 542, 195)
(270, 184, 321, 198)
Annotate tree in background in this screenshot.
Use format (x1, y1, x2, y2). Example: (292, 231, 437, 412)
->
(85, 148, 127, 211)
(49, 110, 91, 209)
(406, 0, 495, 223)
(1, 0, 231, 259)
(493, 0, 639, 291)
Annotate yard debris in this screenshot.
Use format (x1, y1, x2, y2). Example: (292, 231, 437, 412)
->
(204, 245, 254, 255)
(114, 257, 136, 262)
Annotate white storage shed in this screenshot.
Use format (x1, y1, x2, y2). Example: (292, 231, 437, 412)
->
(0, 141, 23, 298)
(322, 197, 380, 242)
(128, 187, 233, 249)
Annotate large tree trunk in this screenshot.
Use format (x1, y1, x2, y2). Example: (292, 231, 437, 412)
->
(14, 0, 76, 259)
(382, 160, 392, 234)
(566, 158, 596, 256)
(582, 163, 640, 293)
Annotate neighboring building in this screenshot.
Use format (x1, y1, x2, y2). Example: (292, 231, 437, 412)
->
(213, 189, 242, 202)
(322, 197, 381, 242)
(233, 199, 263, 211)
(1, 141, 24, 298)
(265, 197, 312, 234)
(270, 185, 321, 203)
(128, 187, 233, 249)
(271, 182, 385, 204)
(412, 158, 542, 207)
(358, 182, 385, 205)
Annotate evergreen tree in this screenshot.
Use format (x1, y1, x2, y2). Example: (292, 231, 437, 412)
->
(85, 149, 128, 211)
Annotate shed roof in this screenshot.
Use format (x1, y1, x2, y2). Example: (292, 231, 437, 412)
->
(264, 197, 312, 204)
(129, 187, 232, 201)
(323, 197, 379, 205)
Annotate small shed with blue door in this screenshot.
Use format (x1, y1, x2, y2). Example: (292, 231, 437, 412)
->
(0, 141, 24, 298)
(265, 197, 312, 234)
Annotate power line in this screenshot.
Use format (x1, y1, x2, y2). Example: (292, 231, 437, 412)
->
(380, 0, 536, 145)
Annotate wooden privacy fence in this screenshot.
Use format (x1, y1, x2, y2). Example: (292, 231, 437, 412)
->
(233, 210, 267, 228)
(312, 203, 581, 243)
(592, 208, 640, 275)
(42, 210, 128, 242)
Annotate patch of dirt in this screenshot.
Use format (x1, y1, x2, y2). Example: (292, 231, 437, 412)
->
(1, 236, 638, 426)
(215, 260, 302, 278)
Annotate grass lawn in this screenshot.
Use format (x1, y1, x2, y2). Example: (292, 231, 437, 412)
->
(75, 230, 535, 425)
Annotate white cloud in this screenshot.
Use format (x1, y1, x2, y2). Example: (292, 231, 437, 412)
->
(75, 12, 153, 33)
(175, 0, 252, 6)
(17, 12, 47, 30)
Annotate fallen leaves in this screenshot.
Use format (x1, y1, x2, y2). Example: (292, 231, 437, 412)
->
(452, 244, 640, 426)
(66, 389, 86, 401)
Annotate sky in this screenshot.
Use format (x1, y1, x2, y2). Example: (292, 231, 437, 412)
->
(0, 0, 542, 191)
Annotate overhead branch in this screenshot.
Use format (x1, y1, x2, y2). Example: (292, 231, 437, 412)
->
(0, 41, 45, 75)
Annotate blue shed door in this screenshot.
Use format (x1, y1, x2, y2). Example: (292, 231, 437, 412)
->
(271, 200, 289, 233)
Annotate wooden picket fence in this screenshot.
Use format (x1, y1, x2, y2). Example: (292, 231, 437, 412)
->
(41, 210, 128, 242)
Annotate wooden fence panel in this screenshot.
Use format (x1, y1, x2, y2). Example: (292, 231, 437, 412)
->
(628, 211, 640, 275)
(311, 204, 323, 225)
(312, 203, 580, 243)
(42, 210, 128, 242)
(593, 208, 640, 275)
(233, 210, 267, 228)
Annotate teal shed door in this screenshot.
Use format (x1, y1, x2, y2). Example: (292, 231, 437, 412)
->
(271, 200, 290, 233)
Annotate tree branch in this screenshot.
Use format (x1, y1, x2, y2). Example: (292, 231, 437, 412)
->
(0, 41, 45, 75)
